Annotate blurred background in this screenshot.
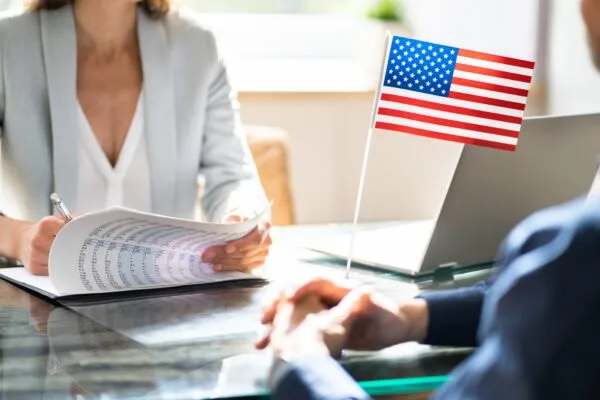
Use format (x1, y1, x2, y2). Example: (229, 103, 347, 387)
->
(1, 0, 598, 225)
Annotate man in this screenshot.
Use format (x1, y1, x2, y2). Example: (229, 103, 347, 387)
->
(256, 1, 600, 398)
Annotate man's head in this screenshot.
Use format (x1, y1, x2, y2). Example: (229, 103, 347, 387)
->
(582, 0, 600, 70)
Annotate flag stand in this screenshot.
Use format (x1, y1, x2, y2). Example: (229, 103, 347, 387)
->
(344, 127, 375, 279)
(345, 33, 534, 278)
(345, 32, 393, 279)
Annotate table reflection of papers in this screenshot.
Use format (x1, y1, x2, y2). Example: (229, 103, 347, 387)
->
(46, 287, 273, 399)
(70, 288, 266, 346)
(48, 308, 161, 399)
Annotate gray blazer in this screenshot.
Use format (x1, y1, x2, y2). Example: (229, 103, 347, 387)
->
(0, 6, 266, 222)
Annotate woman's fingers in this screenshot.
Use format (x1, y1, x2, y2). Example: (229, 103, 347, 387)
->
(213, 248, 269, 272)
(202, 223, 272, 273)
(19, 216, 66, 276)
(37, 216, 65, 237)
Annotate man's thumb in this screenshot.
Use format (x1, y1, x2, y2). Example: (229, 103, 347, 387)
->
(328, 290, 364, 329)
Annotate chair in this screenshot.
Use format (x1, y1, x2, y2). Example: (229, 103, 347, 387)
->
(245, 125, 295, 226)
(196, 125, 296, 225)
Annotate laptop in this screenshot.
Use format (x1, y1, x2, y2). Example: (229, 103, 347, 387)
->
(307, 112, 600, 276)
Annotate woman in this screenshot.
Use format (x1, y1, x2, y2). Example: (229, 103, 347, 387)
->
(0, 0, 272, 276)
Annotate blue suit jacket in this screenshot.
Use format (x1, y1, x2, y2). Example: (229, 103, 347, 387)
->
(271, 198, 600, 400)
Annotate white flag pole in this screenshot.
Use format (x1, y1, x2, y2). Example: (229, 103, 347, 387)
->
(345, 32, 394, 279)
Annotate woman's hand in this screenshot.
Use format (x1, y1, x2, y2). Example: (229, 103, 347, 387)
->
(17, 216, 66, 276)
(202, 214, 272, 273)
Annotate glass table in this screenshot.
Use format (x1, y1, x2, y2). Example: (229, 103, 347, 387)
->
(0, 223, 494, 399)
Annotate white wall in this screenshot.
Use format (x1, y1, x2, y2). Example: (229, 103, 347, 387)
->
(237, 0, 541, 224)
(404, 0, 539, 59)
(239, 92, 464, 224)
(548, 0, 600, 115)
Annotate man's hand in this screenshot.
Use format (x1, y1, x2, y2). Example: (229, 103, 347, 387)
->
(256, 278, 429, 352)
(17, 216, 66, 276)
(268, 294, 359, 360)
(202, 214, 272, 272)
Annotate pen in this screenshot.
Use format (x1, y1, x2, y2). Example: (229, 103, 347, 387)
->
(50, 193, 73, 222)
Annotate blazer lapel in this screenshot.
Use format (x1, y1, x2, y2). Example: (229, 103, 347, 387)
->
(40, 7, 79, 209)
(137, 10, 177, 216)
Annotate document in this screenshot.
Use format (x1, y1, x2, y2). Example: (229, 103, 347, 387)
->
(0, 206, 269, 300)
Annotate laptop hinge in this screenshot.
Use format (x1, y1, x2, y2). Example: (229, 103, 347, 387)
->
(433, 262, 458, 282)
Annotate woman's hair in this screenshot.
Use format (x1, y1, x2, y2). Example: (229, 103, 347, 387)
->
(26, 0, 171, 19)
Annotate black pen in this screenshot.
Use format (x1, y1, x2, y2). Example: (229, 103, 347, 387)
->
(50, 193, 73, 222)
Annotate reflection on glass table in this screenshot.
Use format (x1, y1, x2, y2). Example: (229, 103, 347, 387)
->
(0, 222, 495, 399)
(44, 289, 474, 399)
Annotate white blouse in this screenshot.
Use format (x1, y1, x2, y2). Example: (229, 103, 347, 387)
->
(76, 93, 152, 214)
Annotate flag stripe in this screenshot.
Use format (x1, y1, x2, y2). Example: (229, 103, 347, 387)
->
(374, 115, 518, 144)
(451, 77, 529, 97)
(381, 87, 525, 117)
(456, 55, 534, 76)
(378, 107, 519, 137)
(378, 108, 519, 138)
(378, 100, 521, 130)
(379, 94, 523, 125)
(458, 48, 535, 69)
(450, 84, 527, 104)
(453, 70, 530, 90)
(448, 91, 527, 111)
(454, 63, 533, 83)
(374, 121, 517, 151)
(379, 37, 532, 151)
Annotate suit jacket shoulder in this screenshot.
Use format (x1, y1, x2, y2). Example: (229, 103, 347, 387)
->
(0, 10, 44, 72)
(163, 7, 220, 69)
(0, 9, 39, 37)
(433, 198, 600, 399)
(0, 10, 40, 55)
(0, 10, 43, 139)
(166, 6, 215, 37)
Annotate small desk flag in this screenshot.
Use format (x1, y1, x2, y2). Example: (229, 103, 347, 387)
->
(373, 36, 535, 151)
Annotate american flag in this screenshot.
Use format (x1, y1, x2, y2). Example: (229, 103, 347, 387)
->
(373, 36, 535, 151)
